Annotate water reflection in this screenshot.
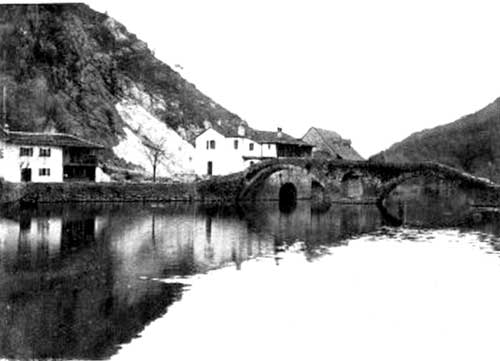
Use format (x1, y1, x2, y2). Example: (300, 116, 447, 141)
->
(0, 201, 382, 359)
(3, 197, 500, 360)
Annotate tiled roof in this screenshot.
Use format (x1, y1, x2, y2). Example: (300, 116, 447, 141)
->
(2, 130, 105, 149)
(248, 129, 311, 146)
(200, 124, 312, 146)
(208, 122, 240, 138)
(310, 127, 343, 142)
(305, 127, 364, 160)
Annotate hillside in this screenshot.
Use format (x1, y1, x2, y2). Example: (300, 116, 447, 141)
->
(371, 97, 500, 182)
(0, 3, 245, 178)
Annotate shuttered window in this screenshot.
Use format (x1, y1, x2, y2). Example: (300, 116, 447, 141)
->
(39, 168, 51, 176)
(20, 147, 33, 157)
(39, 148, 51, 157)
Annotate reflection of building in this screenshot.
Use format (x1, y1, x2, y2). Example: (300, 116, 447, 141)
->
(0, 128, 105, 182)
(194, 124, 312, 176)
(0, 202, 385, 360)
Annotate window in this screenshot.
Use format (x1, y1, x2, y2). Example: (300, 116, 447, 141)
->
(234, 140, 239, 149)
(39, 168, 51, 176)
(249, 143, 254, 151)
(0, 148, 4, 159)
(209, 140, 216, 149)
(268, 144, 271, 149)
(39, 148, 51, 157)
(20, 147, 33, 157)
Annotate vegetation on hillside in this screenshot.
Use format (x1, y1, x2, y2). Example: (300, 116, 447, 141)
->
(0, 3, 244, 168)
(371, 98, 500, 182)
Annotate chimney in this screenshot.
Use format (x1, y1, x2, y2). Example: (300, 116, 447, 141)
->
(238, 124, 245, 137)
(277, 127, 282, 138)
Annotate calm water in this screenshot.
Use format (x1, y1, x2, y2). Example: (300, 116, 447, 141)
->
(1, 200, 500, 360)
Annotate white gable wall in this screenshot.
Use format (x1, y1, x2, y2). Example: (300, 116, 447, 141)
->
(194, 128, 284, 176)
(261, 143, 277, 157)
(0, 141, 63, 182)
(194, 129, 244, 176)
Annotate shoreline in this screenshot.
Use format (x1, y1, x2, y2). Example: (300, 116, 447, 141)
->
(0, 179, 378, 206)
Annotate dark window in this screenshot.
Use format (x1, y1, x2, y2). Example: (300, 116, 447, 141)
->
(210, 140, 216, 149)
(249, 143, 254, 151)
(234, 140, 239, 149)
(39, 148, 51, 157)
(0, 148, 4, 158)
(20, 147, 33, 157)
(39, 168, 51, 176)
(206, 140, 209, 149)
(268, 144, 271, 149)
(207, 161, 213, 175)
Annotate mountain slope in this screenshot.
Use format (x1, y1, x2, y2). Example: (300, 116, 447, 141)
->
(0, 3, 245, 177)
(371, 97, 500, 182)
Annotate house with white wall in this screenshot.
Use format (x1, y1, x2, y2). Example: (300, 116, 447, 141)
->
(194, 124, 312, 176)
(0, 128, 105, 183)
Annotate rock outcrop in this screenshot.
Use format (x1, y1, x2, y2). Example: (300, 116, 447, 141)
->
(0, 3, 245, 178)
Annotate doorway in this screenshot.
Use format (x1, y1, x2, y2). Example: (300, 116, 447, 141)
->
(21, 168, 32, 182)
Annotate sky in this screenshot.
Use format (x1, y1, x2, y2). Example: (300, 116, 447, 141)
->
(11, 0, 500, 157)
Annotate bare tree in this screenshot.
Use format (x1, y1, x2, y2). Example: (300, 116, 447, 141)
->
(144, 137, 168, 182)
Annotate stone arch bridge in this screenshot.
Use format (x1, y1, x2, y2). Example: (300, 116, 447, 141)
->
(229, 158, 500, 209)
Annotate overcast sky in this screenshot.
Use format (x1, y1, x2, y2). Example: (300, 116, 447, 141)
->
(18, 0, 500, 156)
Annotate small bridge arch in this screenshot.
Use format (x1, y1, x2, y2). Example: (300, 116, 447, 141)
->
(341, 170, 365, 199)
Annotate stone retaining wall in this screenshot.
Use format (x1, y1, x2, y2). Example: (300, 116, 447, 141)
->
(12, 172, 245, 204)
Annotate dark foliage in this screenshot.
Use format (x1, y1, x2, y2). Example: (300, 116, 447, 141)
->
(371, 98, 500, 182)
(0, 3, 244, 168)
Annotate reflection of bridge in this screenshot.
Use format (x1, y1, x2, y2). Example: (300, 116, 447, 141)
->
(232, 158, 500, 208)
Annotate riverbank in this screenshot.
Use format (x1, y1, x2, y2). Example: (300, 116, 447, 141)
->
(2, 173, 245, 204)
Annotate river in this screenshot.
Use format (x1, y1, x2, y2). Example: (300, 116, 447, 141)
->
(1, 200, 500, 360)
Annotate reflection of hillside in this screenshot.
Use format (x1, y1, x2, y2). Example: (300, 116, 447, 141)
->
(0, 201, 384, 360)
(0, 205, 183, 360)
(0, 271, 182, 359)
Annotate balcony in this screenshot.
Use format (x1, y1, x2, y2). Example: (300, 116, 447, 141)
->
(63, 154, 98, 166)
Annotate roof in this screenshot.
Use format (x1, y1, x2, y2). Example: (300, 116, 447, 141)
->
(1, 130, 105, 149)
(198, 124, 312, 147)
(248, 129, 311, 146)
(304, 127, 364, 160)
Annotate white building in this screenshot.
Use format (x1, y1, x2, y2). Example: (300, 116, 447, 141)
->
(194, 124, 312, 176)
(0, 129, 104, 183)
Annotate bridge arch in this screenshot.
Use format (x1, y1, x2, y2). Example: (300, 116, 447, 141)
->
(234, 158, 499, 220)
(376, 169, 458, 206)
(341, 170, 365, 199)
(279, 182, 298, 212)
(238, 163, 325, 201)
(374, 168, 475, 225)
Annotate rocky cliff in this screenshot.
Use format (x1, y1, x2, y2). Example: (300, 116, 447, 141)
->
(371, 97, 500, 182)
(0, 3, 245, 178)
